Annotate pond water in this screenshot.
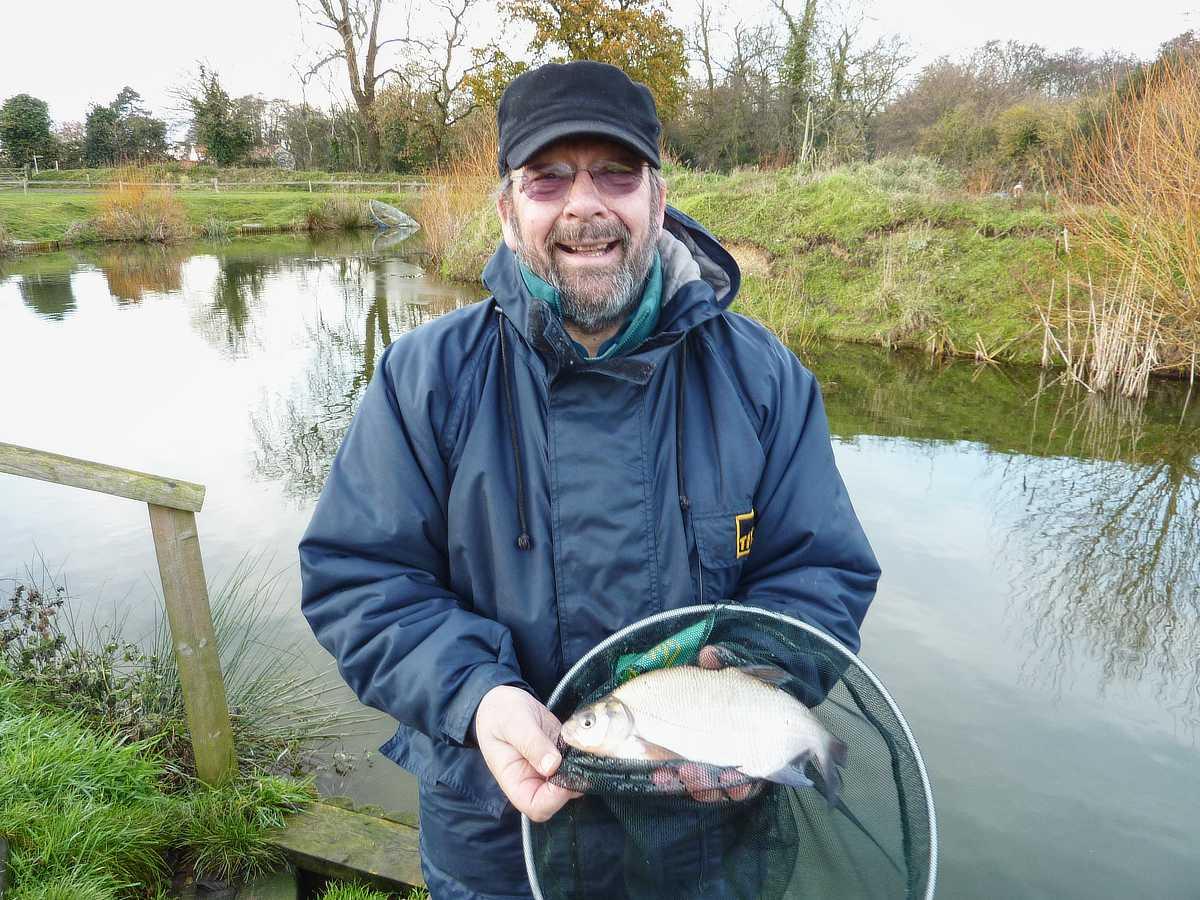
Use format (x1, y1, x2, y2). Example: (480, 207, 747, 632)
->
(1, 234, 1197, 898)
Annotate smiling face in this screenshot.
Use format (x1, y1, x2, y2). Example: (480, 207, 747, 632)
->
(498, 137, 667, 337)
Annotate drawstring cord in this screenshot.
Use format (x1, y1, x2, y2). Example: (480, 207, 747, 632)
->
(496, 302, 706, 598)
(496, 307, 532, 551)
(674, 336, 705, 605)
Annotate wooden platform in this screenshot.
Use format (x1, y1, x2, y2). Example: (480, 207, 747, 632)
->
(267, 801, 424, 890)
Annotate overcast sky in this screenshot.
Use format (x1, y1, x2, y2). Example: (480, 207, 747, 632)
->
(1, 0, 1194, 127)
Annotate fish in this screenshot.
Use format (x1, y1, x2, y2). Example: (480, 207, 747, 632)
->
(560, 663, 847, 803)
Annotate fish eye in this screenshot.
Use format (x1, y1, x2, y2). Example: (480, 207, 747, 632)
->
(582, 715, 594, 728)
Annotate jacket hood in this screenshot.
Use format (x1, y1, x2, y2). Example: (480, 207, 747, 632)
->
(483, 205, 741, 348)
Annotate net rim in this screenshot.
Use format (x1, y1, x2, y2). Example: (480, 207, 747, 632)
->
(521, 602, 938, 900)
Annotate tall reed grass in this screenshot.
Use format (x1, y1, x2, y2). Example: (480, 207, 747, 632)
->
(418, 116, 500, 271)
(1059, 56, 1200, 393)
(92, 169, 191, 243)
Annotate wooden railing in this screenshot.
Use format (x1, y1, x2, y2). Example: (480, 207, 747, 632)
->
(0, 442, 236, 786)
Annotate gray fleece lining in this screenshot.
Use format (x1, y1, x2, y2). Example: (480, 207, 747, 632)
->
(659, 220, 733, 307)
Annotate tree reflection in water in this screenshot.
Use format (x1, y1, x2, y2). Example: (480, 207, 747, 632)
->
(16, 272, 77, 320)
(1000, 385, 1200, 719)
(199, 256, 273, 355)
(250, 252, 471, 503)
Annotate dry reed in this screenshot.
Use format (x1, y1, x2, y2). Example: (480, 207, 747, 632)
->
(418, 115, 499, 267)
(1064, 56, 1200, 389)
(92, 168, 191, 243)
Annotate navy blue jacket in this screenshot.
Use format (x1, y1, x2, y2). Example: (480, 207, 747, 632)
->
(299, 207, 880, 821)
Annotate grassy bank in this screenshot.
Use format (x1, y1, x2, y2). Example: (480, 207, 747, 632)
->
(0, 191, 420, 243)
(0, 559, 370, 896)
(434, 157, 1082, 365)
(0, 671, 313, 897)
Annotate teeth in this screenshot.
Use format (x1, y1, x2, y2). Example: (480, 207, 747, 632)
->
(561, 241, 614, 256)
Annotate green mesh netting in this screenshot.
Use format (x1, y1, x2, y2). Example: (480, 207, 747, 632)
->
(522, 604, 936, 900)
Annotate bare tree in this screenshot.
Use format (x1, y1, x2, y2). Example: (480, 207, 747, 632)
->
(298, 0, 406, 169)
(402, 0, 491, 162)
(685, 0, 719, 98)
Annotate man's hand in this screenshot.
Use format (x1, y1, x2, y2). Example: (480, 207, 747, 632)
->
(474, 685, 583, 822)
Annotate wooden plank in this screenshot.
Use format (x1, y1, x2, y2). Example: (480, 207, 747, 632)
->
(0, 442, 204, 512)
(148, 504, 236, 785)
(268, 802, 424, 890)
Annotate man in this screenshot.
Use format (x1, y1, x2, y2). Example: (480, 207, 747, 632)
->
(300, 61, 879, 899)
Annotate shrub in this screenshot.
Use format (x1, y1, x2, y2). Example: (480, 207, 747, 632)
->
(61, 219, 100, 245)
(0, 223, 14, 255)
(91, 170, 191, 243)
(321, 195, 368, 229)
(994, 101, 1075, 179)
(918, 104, 998, 171)
(201, 216, 233, 239)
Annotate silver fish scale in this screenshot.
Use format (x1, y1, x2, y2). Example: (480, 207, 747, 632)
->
(611, 665, 833, 778)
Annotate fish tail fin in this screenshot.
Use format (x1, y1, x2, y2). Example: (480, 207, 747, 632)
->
(814, 736, 847, 807)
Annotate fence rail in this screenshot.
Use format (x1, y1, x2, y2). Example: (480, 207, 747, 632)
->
(0, 178, 427, 194)
(0, 442, 235, 786)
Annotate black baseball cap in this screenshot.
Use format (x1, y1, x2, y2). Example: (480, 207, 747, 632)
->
(497, 61, 662, 176)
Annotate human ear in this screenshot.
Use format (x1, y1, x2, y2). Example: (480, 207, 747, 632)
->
(497, 194, 518, 251)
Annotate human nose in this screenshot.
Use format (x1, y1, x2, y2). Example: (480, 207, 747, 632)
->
(561, 169, 608, 219)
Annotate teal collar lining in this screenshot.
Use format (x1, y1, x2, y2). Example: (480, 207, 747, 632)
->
(519, 252, 662, 361)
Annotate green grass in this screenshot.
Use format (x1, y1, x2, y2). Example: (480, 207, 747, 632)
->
(317, 885, 429, 900)
(0, 191, 419, 242)
(0, 674, 313, 897)
(437, 155, 1080, 364)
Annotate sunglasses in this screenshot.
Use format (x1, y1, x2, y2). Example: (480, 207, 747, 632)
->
(514, 160, 647, 202)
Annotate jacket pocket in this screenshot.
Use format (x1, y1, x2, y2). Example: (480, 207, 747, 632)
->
(691, 504, 755, 571)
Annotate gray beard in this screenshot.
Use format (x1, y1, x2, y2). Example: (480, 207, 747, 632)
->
(512, 213, 659, 334)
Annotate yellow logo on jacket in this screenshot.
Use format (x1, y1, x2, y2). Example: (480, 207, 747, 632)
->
(735, 510, 755, 558)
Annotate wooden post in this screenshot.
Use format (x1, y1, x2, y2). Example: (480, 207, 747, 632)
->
(148, 504, 237, 786)
(213, 177, 219, 193)
(307, 180, 313, 193)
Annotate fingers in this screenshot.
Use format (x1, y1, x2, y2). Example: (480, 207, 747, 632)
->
(719, 767, 763, 802)
(679, 762, 725, 803)
(696, 644, 725, 670)
(666, 762, 762, 803)
(475, 687, 581, 821)
(525, 780, 581, 822)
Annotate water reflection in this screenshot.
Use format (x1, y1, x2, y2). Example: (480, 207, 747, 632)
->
(196, 255, 276, 355)
(1000, 391, 1200, 718)
(94, 244, 187, 304)
(15, 272, 76, 320)
(807, 343, 1200, 718)
(250, 253, 473, 503)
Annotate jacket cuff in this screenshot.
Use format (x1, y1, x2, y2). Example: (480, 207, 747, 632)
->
(440, 662, 531, 747)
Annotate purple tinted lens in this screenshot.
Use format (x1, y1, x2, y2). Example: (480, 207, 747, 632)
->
(523, 175, 571, 201)
(593, 169, 643, 195)
(520, 164, 643, 201)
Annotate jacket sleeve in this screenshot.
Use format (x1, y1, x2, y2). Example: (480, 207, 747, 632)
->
(299, 339, 529, 746)
(732, 341, 880, 654)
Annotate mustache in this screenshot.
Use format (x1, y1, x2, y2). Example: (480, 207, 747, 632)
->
(545, 220, 630, 249)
